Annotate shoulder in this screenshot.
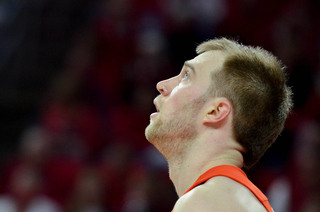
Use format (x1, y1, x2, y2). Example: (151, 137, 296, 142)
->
(173, 176, 267, 212)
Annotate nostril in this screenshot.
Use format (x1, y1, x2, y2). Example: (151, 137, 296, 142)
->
(157, 81, 166, 94)
(156, 81, 163, 91)
(160, 87, 169, 96)
(157, 78, 172, 96)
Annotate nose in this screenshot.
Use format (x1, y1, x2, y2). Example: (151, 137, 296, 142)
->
(156, 78, 172, 96)
(156, 80, 168, 96)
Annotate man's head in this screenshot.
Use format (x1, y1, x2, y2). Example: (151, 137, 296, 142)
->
(145, 50, 227, 161)
(196, 38, 293, 168)
(145, 37, 293, 169)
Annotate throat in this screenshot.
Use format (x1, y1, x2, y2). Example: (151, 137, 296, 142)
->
(168, 148, 244, 197)
(167, 149, 199, 197)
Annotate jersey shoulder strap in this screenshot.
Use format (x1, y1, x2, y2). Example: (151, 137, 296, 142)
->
(182, 165, 273, 212)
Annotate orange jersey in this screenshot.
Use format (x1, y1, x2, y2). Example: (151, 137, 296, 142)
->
(172, 165, 273, 212)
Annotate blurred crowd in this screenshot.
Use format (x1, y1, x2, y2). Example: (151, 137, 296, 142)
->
(0, 0, 319, 211)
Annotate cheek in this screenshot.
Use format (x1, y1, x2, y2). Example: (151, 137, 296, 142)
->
(170, 83, 184, 96)
(168, 85, 189, 106)
(165, 86, 203, 112)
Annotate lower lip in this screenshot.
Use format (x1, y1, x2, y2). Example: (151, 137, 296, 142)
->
(150, 112, 159, 119)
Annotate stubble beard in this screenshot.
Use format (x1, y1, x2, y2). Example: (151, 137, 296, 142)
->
(145, 97, 205, 161)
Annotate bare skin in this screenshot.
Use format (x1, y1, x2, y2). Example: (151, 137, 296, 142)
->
(173, 176, 267, 212)
(146, 51, 268, 211)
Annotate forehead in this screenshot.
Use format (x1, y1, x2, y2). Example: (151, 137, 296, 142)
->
(187, 50, 225, 74)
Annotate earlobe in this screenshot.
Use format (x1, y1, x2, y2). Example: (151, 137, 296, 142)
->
(203, 98, 231, 126)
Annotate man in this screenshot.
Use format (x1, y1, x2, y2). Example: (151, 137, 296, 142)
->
(145, 37, 293, 212)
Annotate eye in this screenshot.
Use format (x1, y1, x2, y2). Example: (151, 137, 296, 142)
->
(180, 71, 190, 82)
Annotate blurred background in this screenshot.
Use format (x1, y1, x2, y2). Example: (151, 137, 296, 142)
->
(0, 0, 319, 211)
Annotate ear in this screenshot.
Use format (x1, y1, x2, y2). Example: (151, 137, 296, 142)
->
(203, 97, 232, 126)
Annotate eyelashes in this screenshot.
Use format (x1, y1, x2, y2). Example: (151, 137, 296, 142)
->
(180, 71, 190, 82)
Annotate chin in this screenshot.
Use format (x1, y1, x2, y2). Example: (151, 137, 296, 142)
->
(145, 124, 154, 142)
(145, 123, 162, 146)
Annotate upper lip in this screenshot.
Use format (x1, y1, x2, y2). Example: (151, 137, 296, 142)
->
(153, 98, 160, 112)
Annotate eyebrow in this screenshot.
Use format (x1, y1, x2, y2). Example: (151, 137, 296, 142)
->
(184, 61, 196, 74)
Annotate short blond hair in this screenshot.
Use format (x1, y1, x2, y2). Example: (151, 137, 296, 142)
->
(197, 38, 293, 169)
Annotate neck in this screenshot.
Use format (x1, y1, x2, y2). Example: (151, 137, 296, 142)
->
(167, 136, 244, 197)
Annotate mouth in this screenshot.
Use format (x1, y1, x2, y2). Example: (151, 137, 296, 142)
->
(150, 99, 160, 119)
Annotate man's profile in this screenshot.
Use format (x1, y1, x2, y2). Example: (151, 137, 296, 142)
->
(145, 38, 293, 212)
